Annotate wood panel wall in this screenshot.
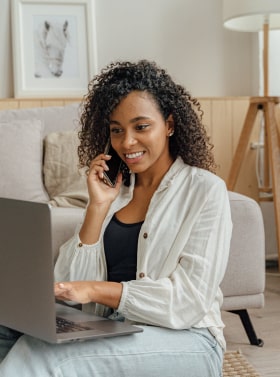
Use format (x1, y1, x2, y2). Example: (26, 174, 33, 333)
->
(0, 98, 82, 110)
(0, 97, 266, 201)
(200, 97, 260, 201)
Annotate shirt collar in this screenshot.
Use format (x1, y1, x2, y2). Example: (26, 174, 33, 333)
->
(128, 157, 186, 193)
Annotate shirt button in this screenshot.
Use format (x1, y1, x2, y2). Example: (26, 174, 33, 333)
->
(78, 242, 83, 247)
(139, 272, 145, 278)
(143, 232, 148, 239)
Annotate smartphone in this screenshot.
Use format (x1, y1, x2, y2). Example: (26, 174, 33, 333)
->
(102, 141, 123, 187)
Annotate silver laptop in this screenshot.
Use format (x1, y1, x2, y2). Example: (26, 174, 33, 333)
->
(0, 198, 143, 343)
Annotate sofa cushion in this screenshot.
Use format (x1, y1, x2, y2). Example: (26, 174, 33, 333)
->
(43, 130, 88, 208)
(0, 119, 49, 202)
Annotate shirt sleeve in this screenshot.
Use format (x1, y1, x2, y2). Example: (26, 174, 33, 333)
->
(117, 180, 233, 329)
(54, 233, 106, 283)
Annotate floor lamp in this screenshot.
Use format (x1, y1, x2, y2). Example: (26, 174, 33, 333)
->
(223, 0, 280, 268)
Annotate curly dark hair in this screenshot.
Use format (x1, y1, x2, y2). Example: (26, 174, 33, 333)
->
(78, 60, 216, 177)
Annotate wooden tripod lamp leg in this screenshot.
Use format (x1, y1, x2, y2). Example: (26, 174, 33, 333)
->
(227, 102, 259, 191)
(265, 102, 280, 268)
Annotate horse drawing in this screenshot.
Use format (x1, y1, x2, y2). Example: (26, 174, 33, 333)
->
(34, 20, 70, 78)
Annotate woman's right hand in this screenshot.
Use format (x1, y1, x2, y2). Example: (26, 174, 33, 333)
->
(86, 153, 122, 207)
(78, 154, 122, 244)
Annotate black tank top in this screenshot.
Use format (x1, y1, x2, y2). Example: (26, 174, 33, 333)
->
(103, 215, 143, 282)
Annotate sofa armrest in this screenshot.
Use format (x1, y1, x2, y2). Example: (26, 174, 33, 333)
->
(221, 191, 266, 303)
(50, 207, 84, 261)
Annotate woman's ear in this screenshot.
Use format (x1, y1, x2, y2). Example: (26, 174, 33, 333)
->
(166, 115, 174, 137)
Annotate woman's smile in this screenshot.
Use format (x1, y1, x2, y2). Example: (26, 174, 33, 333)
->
(124, 151, 145, 164)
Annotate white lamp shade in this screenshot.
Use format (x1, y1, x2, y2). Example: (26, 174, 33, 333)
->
(223, 0, 280, 31)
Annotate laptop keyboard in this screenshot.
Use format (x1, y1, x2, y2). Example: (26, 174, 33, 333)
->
(56, 316, 92, 333)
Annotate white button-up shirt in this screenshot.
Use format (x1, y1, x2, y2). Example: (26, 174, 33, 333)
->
(55, 158, 232, 350)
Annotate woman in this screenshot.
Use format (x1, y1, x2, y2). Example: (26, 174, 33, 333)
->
(0, 60, 232, 376)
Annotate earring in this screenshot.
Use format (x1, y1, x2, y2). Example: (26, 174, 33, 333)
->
(168, 130, 174, 137)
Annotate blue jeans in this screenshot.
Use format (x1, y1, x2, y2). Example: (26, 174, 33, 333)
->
(0, 325, 223, 377)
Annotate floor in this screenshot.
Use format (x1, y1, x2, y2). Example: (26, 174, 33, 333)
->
(222, 261, 280, 377)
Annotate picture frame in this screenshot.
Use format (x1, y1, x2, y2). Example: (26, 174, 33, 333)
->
(11, 0, 97, 98)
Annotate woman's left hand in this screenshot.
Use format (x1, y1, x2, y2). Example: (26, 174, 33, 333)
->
(54, 280, 123, 308)
(54, 281, 94, 304)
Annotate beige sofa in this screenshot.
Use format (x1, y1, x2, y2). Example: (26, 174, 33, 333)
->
(0, 102, 265, 346)
(0, 102, 86, 258)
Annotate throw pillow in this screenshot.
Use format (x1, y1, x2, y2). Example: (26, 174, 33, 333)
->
(43, 130, 88, 208)
(0, 119, 49, 202)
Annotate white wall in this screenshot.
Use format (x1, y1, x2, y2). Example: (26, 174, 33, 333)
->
(0, 0, 258, 98)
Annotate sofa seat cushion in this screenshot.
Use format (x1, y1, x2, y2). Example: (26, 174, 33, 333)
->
(0, 119, 49, 202)
(43, 130, 88, 208)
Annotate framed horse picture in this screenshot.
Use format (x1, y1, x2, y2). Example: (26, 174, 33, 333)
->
(11, 0, 97, 98)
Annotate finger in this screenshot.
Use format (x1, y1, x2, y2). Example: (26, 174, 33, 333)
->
(101, 153, 112, 160)
(87, 165, 104, 182)
(54, 282, 70, 294)
(89, 159, 111, 181)
(91, 154, 111, 166)
(115, 173, 123, 190)
(55, 294, 67, 301)
(90, 154, 112, 171)
(54, 287, 65, 297)
(57, 282, 72, 290)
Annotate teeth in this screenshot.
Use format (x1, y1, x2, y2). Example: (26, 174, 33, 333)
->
(125, 152, 143, 159)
